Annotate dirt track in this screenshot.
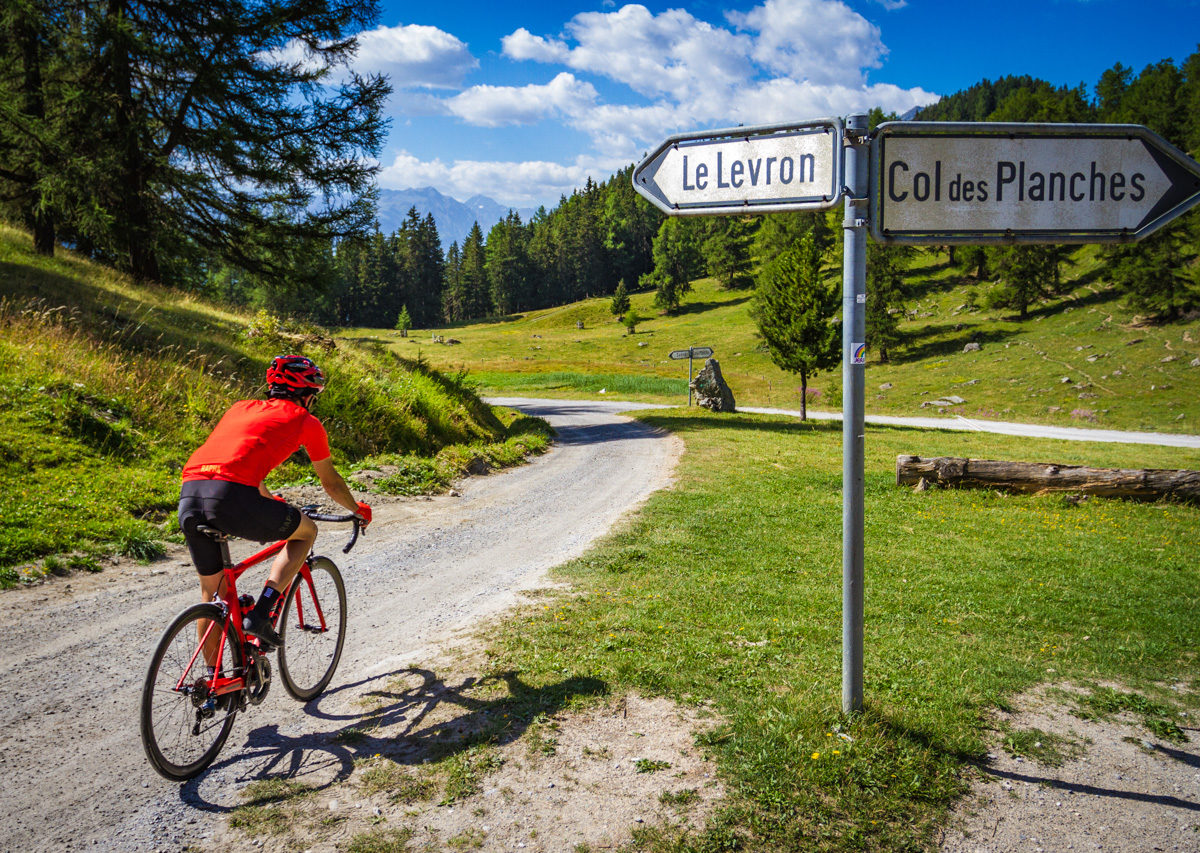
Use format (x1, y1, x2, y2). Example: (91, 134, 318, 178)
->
(0, 399, 681, 852)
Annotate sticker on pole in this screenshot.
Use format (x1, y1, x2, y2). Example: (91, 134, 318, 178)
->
(851, 343, 867, 365)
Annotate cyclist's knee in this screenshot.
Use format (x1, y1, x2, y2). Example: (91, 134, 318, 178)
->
(291, 513, 318, 542)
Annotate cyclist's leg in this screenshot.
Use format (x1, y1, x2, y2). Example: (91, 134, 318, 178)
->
(265, 513, 317, 594)
(241, 511, 315, 647)
(179, 483, 227, 668)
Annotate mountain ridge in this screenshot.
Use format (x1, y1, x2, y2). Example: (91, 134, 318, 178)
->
(376, 186, 537, 247)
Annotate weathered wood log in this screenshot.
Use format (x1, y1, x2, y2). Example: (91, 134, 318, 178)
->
(896, 455, 1200, 503)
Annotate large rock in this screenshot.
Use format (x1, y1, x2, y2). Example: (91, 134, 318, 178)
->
(691, 358, 736, 412)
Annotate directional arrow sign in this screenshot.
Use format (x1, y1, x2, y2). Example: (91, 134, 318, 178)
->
(870, 122, 1200, 244)
(633, 119, 843, 216)
(669, 346, 714, 360)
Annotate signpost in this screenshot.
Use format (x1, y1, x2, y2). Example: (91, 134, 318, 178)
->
(633, 119, 844, 216)
(871, 122, 1200, 244)
(636, 116, 1200, 716)
(669, 346, 715, 405)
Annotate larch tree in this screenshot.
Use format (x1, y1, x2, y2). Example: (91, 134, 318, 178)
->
(752, 231, 839, 420)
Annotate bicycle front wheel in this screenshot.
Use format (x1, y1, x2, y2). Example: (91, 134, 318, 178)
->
(141, 603, 242, 781)
(277, 556, 346, 701)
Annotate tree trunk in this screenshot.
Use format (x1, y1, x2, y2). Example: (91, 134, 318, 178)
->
(800, 370, 807, 421)
(896, 455, 1200, 503)
(110, 1, 159, 282)
(15, 12, 55, 255)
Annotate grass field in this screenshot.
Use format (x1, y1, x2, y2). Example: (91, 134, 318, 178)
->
(477, 408, 1200, 851)
(365, 245, 1200, 435)
(0, 224, 547, 582)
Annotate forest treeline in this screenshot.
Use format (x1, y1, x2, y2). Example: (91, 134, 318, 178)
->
(167, 46, 1200, 330)
(1, 3, 1197, 329)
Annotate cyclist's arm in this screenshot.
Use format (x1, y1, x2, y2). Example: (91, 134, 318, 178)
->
(311, 456, 360, 516)
(257, 482, 274, 500)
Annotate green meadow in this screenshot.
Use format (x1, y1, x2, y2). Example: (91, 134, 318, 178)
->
(476, 409, 1200, 851)
(368, 245, 1200, 434)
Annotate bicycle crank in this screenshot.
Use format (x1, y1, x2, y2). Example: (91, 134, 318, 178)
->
(245, 654, 272, 706)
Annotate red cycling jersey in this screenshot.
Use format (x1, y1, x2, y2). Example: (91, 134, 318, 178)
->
(181, 399, 331, 487)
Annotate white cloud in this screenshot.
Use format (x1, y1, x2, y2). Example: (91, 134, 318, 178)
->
(354, 24, 477, 89)
(500, 28, 570, 64)
(388, 1, 940, 206)
(446, 73, 598, 127)
(727, 0, 885, 86)
(494, 1, 934, 141)
(378, 151, 620, 208)
(504, 4, 753, 102)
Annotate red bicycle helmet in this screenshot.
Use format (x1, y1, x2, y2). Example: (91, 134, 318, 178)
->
(266, 355, 325, 394)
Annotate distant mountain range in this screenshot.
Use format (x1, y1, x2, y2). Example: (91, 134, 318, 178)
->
(375, 187, 537, 248)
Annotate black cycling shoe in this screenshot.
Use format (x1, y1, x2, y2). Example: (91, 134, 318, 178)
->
(242, 609, 282, 650)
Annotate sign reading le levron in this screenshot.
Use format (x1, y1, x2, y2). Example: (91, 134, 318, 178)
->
(633, 119, 844, 215)
(871, 122, 1200, 244)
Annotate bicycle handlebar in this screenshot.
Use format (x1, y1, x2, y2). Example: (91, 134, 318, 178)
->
(300, 506, 364, 554)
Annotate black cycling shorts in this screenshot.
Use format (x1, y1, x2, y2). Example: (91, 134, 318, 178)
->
(178, 479, 301, 576)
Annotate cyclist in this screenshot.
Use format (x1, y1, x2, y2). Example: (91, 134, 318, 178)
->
(178, 354, 371, 649)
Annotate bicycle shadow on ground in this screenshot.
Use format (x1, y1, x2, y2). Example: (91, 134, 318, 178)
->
(178, 665, 606, 812)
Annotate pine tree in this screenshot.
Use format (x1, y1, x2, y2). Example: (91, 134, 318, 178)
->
(984, 245, 1071, 318)
(752, 232, 839, 420)
(0, 0, 389, 285)
(486, 211, 529, 316)
(460, 223, 491, 320)
(865, 243, 913, 363)
(754, 210, 832, 266)
(610, 279, 631, 318)
(1104, 221, 1199, 320)
(395, 305, 412, 336)
(642, 218, 703, 314)
(703, 217, 756, 290)
(411, 213, 445, 327)
(441, 241, 464, 323)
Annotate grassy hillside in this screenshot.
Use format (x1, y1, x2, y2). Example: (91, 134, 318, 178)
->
(0, 224, 544, 581)
(377, 245, 1200, 434)
(481, 410, 1199, 851)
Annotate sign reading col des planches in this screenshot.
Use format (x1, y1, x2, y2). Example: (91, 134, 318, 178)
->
(633, 119, 844, 216)
(871, 122, 1200, 244)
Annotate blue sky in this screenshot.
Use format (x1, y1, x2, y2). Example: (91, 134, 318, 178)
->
(343, 0, 1200, 209)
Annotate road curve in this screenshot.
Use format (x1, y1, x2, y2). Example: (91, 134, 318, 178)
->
(0, 399, 681, 852)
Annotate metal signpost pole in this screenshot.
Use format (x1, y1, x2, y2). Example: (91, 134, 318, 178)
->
(842, 114, 869, 714)
(689, 349, 694, 406)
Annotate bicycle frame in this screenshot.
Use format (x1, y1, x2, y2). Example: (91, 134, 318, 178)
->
(179, 536, 327, 702)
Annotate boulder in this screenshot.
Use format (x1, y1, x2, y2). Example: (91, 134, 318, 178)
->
(691, 358, 736, 412)
(963, 342, 981, 353)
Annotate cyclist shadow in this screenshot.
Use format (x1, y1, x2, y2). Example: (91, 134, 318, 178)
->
(178, 665, 606, 811)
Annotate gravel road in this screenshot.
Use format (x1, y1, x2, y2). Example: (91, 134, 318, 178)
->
(0, 399, 681, 853)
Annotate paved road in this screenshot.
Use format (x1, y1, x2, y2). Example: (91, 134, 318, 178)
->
(495, 396, 1200, 448)
(739, 406, 1200, 448)
(0, 399, 681, 852)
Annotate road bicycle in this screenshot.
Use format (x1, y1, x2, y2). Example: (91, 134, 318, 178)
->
(140, 507, 361, 781)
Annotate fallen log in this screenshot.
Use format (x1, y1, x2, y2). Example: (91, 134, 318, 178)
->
(896, 455, 1200, 503)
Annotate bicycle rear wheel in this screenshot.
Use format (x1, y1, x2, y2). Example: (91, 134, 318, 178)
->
(141, 603, 242, 781)
(277, 556, 346, 701)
